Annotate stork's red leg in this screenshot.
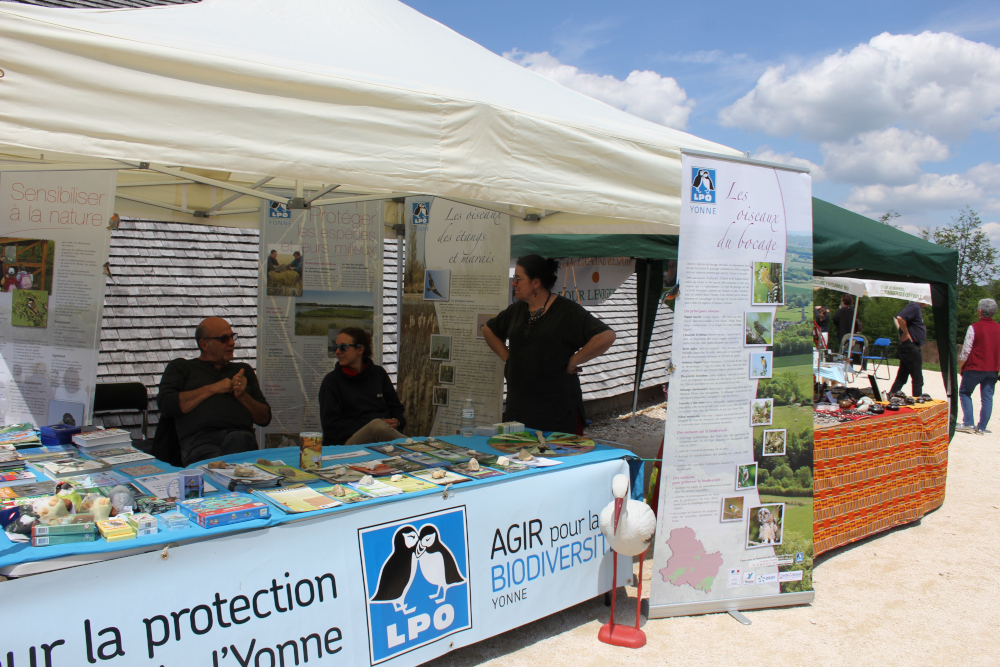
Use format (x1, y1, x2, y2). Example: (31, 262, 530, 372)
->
(608, 550, 618, 628)
(635, 548, 647, 629)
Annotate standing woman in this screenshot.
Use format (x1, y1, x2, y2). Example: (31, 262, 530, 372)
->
(319, 327, 406, 445)
(483, 255, 616, 435)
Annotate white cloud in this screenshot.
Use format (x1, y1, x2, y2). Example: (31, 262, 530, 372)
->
(503, 50, 694, 129)
(719, 31, 1000, 141)
(749, 147, 826, 182)
(821, 128, 949, 185)
(844, 163, 1000, 215)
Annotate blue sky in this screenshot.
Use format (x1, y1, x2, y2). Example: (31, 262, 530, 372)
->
(404, 0, 1000, 240)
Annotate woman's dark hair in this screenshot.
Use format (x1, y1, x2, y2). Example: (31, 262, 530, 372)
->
(340, 327, 373, 361)
(516, 255, 560, 291)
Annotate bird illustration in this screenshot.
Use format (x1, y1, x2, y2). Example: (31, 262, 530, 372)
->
(370, 526, 420, 614)
(107, 213, 121, 230)
(415, 524, 465, 604)
(740, 466, 750, 486)
(760, 356, 767, 374)
(425, 273, 444, 299)
(597, 474, 657, 648)
(102, 261, 113, 281)
(692, 169, 714, 192)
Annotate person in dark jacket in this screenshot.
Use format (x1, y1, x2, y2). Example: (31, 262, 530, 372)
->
(319, 327, 406, 445)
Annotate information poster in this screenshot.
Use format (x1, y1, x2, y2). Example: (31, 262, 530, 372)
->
(398, 198, 508, 436)
(649, 155, 815, 617)
(0, 170, 116, 427)
(257, 199, 383, 446)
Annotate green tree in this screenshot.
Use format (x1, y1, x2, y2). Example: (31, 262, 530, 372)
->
(920, 207, 998, 299)
(878, 209, 901, 228)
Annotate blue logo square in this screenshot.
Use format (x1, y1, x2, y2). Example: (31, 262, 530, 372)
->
(412, 201, 430, 225)
(268, 201, 291, 218)
(360, 507, 471, 664)
(691, 167, 717, 204)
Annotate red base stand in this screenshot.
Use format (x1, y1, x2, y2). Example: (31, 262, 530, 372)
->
(596, 549, 648, 649)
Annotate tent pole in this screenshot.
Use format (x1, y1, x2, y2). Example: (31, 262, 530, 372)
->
(631, 261, 652, 425)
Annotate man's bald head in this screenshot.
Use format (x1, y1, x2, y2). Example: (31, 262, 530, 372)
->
(195, 317, 236, 365)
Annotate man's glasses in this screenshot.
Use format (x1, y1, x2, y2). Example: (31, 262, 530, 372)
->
(332, 343, 361, 353)
(202, 333, 238, 344)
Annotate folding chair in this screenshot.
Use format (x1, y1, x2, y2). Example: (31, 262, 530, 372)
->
(862, 337, 892, 380)
(92, 382, 152, 453)
(840, 334, 868, 382)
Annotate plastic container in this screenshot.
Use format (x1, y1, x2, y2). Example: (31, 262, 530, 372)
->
(461, 398, 475, 437)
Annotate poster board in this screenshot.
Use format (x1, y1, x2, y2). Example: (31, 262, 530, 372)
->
(257, 199, 383, 446)
(649, 153, 815, 617)
(398, 198, 508, 436)
(0, 170, 116, 427)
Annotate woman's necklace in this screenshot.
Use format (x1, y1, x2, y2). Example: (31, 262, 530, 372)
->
(528, 293, 553, 324)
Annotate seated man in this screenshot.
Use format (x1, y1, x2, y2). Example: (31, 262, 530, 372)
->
(158, 317, 271, 465)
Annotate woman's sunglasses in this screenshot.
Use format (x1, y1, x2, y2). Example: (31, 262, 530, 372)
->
(332, 343, 362, 353)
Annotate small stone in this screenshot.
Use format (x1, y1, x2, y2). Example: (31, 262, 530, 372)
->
(233, 465, 255, 477)
(391, 474, 403, 482)
(384, 445, 395, 453)
(360, 475, 375, 485)
(431, 469, 446, 479)
(496, 456, 510, 467)
(331, 485, 346, 497)
(518, 448, 533, 461)
(468, 459, 480, 471)
(256, 458, 273, 466)
(207, 461, 227, 469)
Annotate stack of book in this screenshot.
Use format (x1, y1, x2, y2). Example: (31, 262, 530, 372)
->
(96, 517, 136, 542)
(0, 448, 25, 473)
(31, 515, 99, 547)
(177, 492, 270, 528)
(0, 424, 41, 449)
(72, 428, 133, 451)
(83, 445, 155, 468)
(125, 512, 157, 536)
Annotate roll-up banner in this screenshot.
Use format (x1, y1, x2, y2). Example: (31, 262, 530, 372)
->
(257, 199, 383, 446)
(398, 198, 509, 437)
(649, 153, 815, 617)
(0, 170, 116, 428)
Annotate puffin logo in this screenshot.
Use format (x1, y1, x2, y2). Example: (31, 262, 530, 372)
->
(691, 167, 716, 203)
(359, 507, 471, 664)
(268, 201, 291, 219)
(412, 201, 430, 225)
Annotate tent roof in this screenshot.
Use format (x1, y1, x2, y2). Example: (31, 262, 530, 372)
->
(812, 198, 957, 285)
(0, 0, 738, 228)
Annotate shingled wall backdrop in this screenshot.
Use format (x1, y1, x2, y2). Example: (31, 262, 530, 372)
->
(97, 220, 671, 435)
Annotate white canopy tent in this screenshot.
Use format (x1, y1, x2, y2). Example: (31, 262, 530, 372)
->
(0, 0, 739, 231)
(813, 276, 932, 381)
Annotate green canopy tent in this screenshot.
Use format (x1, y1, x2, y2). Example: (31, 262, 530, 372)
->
(511, 198, 958, 434)
(812, 198, 959, 433)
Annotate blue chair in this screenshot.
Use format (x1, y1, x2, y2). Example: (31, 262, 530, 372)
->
(840, 334, 868, 382)
(862, 337, 892, 380)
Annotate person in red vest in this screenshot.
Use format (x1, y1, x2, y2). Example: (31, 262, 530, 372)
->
(957, 298, 1000, 434)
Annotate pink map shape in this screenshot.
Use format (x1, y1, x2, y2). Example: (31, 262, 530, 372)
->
(659, 526, 723, 592)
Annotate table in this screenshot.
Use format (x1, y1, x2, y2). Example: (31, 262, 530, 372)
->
(0, 436, 635, 667)
(813, 401, 949, 555)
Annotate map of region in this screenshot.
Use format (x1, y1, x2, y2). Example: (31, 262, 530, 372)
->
(659, 526, 723, 592)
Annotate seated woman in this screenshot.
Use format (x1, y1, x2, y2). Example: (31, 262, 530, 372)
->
(318, 327, 406, 446)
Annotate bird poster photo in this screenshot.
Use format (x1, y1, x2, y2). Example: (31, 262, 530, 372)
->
(751, 261, 784, 305)
(720, 496, 744, 523)
(746, 503, 785, 549)
(11, 289, 48, 328)
(424, 269, 450, 301)
(744, 311, 774, 346)
(749, 351, 773, 379)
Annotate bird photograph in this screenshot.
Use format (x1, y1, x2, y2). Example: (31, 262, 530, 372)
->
(745, 311, 773, 345)
(721, 496, 744, 522)
(424, 270, 449, 301)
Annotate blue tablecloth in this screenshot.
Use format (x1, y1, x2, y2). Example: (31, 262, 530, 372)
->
(0, 434, 636, 571)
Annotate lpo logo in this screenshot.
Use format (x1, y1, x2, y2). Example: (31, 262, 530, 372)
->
(691, 167, 716, 203)
(268, 201, 291, 219)
(412, 201, 430, 225)
(359, 507, 471, 664)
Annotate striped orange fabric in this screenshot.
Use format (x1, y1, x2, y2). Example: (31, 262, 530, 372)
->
(813, 401, 949, 555)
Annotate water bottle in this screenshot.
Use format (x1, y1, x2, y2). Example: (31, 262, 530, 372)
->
(461, 397, 475, 437)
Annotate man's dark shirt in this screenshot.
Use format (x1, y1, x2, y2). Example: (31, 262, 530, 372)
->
(896, 301, 926, 346)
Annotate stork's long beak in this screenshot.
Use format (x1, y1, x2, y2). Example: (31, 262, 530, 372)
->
(612, 497, 624, 534)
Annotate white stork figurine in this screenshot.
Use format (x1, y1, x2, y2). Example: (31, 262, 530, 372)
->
(597, 473, 657, 648)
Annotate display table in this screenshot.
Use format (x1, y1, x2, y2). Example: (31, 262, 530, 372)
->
(0, 436, 634, 667)
(813, 400, 949, 555)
